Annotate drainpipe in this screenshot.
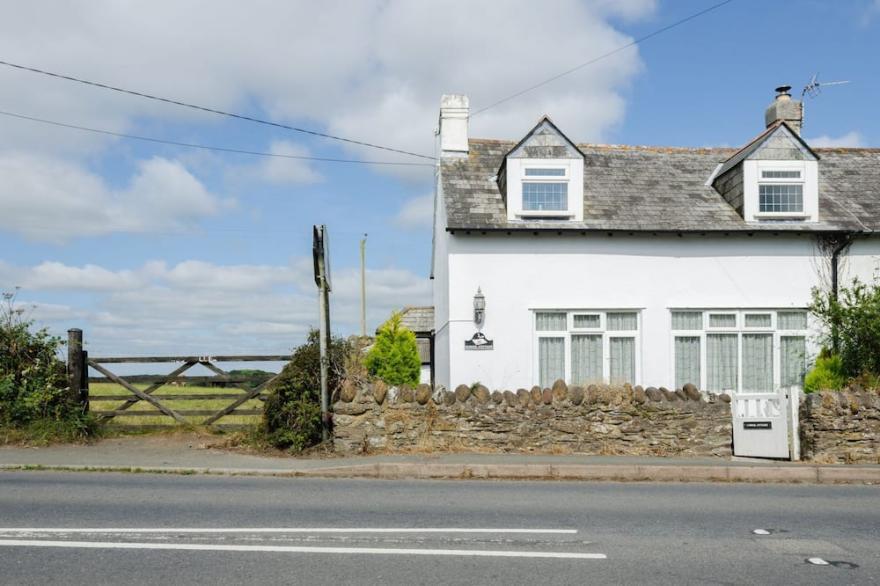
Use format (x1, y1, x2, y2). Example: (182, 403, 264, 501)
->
(830, 234, 853, 354)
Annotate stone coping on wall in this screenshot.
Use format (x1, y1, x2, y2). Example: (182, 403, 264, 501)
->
(335, 379, 726, 409)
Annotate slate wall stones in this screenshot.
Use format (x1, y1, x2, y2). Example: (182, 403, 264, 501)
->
(334, 380, 879, 462)
(800, 390, 880, 464)
(332, 379, 733, 457)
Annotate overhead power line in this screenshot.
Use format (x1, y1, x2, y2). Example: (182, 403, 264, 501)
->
(0, 59, 436, 161)
(0, 110, 434, 167)
(472, 0, 736, 116)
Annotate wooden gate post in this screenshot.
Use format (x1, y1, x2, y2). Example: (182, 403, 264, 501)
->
(67, 329, 86, 409)
(80, 350, 90, 412)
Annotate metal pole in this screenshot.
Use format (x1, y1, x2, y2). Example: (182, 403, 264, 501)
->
(318, 276, 330, 442)
(360, 234, 367, 338)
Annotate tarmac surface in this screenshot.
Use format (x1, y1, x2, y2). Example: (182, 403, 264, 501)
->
(0, 471, 877, 585)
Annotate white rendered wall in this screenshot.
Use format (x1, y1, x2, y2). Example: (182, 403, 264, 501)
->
(438, 233, 880, 390)
(432, 179, 452, 389)
(419, 365, 431, 385)
(841, 238, 880, 285)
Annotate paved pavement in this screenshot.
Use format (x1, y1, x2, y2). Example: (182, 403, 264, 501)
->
(1, 434, 878, 483)
(0, 471, 877, 585)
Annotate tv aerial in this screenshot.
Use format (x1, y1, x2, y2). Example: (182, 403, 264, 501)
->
(802, 73, 850, 98)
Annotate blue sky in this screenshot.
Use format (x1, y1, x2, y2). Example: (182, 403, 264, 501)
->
(1, 0, 878, 358)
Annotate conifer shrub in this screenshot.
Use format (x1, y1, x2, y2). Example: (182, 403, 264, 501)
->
(364, 312, 421, 387)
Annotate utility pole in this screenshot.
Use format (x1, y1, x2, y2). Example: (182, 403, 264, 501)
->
(312, 225, 332, 441)
(360, 234, 367, 338)
(318, 277, 330, 441)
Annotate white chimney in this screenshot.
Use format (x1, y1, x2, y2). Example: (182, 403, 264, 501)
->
(439, 94, 469, 156)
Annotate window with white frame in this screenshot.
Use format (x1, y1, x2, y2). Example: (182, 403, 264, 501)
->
(522, 167, 568, 212)
(535, 310, 639, 388)
(671, 310, 808, 393)
(758, 169, 804, 213)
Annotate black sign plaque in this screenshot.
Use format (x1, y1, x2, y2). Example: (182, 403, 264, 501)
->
(464, 332, 493, 351)
(743, 421, 772, 430)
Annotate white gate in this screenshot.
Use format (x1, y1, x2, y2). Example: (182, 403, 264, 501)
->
(731, 387, 800, 460)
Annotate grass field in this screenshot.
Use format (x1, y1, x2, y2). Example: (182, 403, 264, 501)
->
(88, 382, 265, 429)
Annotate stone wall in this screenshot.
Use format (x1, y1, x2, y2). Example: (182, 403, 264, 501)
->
(333, 380, 733, 457)
(800, 390, 880, 464)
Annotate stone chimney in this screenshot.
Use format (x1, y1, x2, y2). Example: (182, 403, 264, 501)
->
(765, 85, 803, 135)
(439, 94, 469, 156)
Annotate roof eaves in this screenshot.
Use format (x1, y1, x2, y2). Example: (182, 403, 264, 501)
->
(445, 225, 870, 235)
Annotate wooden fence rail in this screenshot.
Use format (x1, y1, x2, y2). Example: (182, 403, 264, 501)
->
(68, 329, 291, 430)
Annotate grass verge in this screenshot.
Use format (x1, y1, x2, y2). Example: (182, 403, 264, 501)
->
(88, 382, 264, 428)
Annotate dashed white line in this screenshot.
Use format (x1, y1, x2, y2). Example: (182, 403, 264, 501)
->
(0, 527, 577, 535)
(0, 539, 606, 559)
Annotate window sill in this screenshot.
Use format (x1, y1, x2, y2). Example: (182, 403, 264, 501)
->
(752, 213, 811, 221)
(516, 211, 575, 219)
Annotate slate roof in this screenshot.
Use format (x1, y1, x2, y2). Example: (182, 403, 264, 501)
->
(399, 306, 433, 365)
(398, 306, 434, 334)
(715, 121, 818, 178)
(440, 139, 880, 233)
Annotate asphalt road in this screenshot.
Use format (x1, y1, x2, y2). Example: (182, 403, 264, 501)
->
(0, 472, 877, 585)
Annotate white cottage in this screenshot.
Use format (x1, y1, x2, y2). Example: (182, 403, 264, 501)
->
(430, 87, 880, 393)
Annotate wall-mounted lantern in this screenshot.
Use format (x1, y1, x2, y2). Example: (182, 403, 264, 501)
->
(473, 287, 485, 325)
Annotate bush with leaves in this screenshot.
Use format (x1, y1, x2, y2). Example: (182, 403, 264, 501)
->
(261, 329, 350, 451)
(803, 348, 846, 393)
(0, 290, 95, 440)
(810, 278, 880, 381)
(364, 312, 421, 387)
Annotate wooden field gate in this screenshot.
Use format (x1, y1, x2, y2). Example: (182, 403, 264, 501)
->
(68, 329, 291, 431)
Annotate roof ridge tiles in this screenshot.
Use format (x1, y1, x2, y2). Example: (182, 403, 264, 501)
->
(468, 137, 735, 154)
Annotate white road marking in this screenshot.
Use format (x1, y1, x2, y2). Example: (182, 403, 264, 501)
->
(0, 527, 577, 535)
(752, 529, 770, 535)
(807, 557, 830, 566)
(0, 539, 606, 559)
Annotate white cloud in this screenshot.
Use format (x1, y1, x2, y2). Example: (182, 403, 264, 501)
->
(4, 258, 430, 355)
(394, 194, 434, 229)
(0, 154, 221, 241)
(238, 140, 323, 185)
(264, 141, 323, 184)
(0, 1, 653, 175)
(163, 260, 300, 291)
(807, 131, 864, 148)
(23, 262, 145, 291)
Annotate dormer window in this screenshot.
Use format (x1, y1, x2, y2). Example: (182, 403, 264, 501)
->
(751, 160, 813, 219)
(498, 117, 585, 222)
(712, 122, 819, 223)
(523, 167, 569, 212)
(759, 169, 804, 214)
